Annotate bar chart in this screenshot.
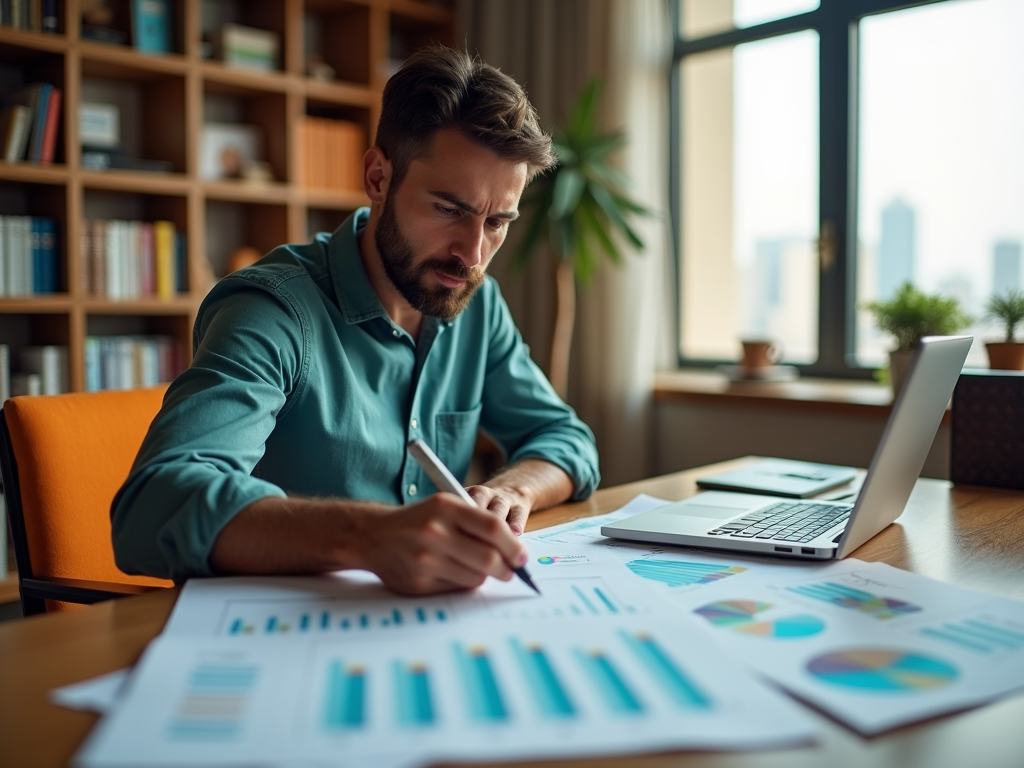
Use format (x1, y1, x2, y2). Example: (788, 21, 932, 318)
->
(512, 639, 578, 718)
(918, 614, 1024, 655)
(222, 599, 453, 636)
(395, 661, 436, 726)
(166, 662, 260, 742)
(787, 581, 921, 620)
(487, 577, 638, 620)
(620, 631, 713, 709)
(575, 649, 644, 714)
(625, 559, 747, 588)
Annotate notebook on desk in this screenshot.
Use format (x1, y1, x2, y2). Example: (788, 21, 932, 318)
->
(603, 336, 973, 560)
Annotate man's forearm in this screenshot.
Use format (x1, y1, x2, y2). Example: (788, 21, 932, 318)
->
(484, 459, 574, 512)
(208, 496, 387, 575)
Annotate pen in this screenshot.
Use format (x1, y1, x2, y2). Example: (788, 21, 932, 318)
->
(407, 438, 540, 594)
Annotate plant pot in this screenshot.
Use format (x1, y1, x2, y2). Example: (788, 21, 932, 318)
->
(985, 342, 1024, 371)
(889, 349, 915, 397)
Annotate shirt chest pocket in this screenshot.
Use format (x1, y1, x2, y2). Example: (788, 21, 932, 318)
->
(435, 403, 483, 484)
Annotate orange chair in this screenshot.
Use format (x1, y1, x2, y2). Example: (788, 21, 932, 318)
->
(0, 387, 174, 615)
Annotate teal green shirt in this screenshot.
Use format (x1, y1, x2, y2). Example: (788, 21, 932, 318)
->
(112, 208, 599, 580)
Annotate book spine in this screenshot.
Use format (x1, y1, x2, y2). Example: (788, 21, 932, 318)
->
(91, 219, 106, 298)
(105, 219, 119, 299)
(0, 343, 9, 404)
(154, 220, 175, 299)
(27, 83, 51, 163)
(40, 217, 56, 292)
(80, 219, 91, 294)
(41, 0, 55, 32)
(5, 106, 31, 163)
(39, 86, 61, 164)
(0, 216, 6, 296)
(141, 221, 155, 296)
(126, 220, 140, 299)
(85, 337, 101, 391)
(29, 216, 42, 294)
(12, 216, 29, 296)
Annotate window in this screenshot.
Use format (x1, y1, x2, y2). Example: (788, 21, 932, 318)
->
(671, 0, 1023, 376)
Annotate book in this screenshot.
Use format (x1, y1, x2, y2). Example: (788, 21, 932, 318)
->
(9, 83, 50, 163)
(210, 23, 279, 72)
(0, 343, 10, 404)
(0, 217, 5, 295)
(42, 0, 56, 32)
(132, 0, 170, 54)
(154, 219, 174, 299)
(39, 86, 61, 164)
(1, 105, 32, 162)
(20, 345, 68, 395)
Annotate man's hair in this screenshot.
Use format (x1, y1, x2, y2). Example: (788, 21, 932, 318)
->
(375, 45, 556, 187)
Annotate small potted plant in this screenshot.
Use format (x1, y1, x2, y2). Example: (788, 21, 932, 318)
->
(983, 288, 1024, 370)
(862, 282, 971, 394)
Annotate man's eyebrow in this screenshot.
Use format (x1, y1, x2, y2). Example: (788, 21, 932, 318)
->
(429, 190, 519, 221)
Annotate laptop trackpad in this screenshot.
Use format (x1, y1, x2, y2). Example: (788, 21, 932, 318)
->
(664, 502, 751, 520)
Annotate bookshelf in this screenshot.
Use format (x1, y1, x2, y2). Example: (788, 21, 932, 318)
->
(0, 0, 454, 606)
(0, 0, 455, 392)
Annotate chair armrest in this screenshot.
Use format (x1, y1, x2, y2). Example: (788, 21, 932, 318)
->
(19, 577, 165, 606)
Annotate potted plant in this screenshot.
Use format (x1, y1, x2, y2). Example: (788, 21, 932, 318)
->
(862, 282, 971, 394)
(512, 79, 650, 398)
(983, 288, 1024, 370)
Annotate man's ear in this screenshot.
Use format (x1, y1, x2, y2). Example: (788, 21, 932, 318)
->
(363, 146, 391, 204)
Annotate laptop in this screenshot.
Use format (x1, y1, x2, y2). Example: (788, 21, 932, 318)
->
(602, 336, 973, 560)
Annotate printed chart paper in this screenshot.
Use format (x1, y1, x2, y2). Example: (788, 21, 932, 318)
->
(76, 572, 815, 767)
(672, 559, 1024, 734)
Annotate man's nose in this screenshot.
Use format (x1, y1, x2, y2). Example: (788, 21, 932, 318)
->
(450, 219, 486, 268)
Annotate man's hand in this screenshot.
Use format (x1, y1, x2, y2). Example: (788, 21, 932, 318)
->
(465, 459, 575, 535)
(355, 492, 529, 595)
(465, 485, 531, 534)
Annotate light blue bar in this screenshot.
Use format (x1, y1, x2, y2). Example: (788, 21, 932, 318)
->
(393, 609, 402, 625)
(417, 608, 427, 623)
(395, 662, 435, 726)
(341, 618, 350, 630)
(511, 640, 576, 717)
(360, 614, 369, 629)
(300, 614, 310, 631)
(325, 661, 367, 729)
(572, 586, 598, 614)
(230, 618, 243, 635)
(921, 627, 992, 653)
(267, 616, 278, 633)
(962, 619, 1024, 646)
(321, 611, 330, 629)
(594, 588, 618, 613)
(620, 631, 711, 709)
(437, 609, 447, 621)
(575, 649, 643, 714)
(189, 665, 259, 691)
(454, 644, 508, 722)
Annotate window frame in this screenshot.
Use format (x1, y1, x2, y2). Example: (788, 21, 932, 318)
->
(670, 0, 947, 378)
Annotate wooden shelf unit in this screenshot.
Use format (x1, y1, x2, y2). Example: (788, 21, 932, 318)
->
(0, 0, 455, 394)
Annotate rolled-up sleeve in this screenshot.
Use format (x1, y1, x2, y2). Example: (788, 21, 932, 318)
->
(479, 284, 600, 501)
(111, 274, 306, 580)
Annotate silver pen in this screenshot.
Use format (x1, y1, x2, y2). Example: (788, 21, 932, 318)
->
(407, 438, 540, 594)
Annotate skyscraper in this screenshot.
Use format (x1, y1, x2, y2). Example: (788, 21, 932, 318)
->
(878, 198, 916, 299)
(993, 241, 1022, 293)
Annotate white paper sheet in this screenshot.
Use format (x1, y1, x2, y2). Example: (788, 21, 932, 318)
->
(76, 550, 816, 767)
(670, 558, 1024, 734)
(51, 670, 130, 714)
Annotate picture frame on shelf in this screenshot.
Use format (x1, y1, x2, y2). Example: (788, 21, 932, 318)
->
(199, 123, 265, 181)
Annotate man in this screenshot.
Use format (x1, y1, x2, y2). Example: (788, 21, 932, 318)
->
(112, 46, 600, 595)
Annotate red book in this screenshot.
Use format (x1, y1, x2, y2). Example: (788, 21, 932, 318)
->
(39, 87, 62, 165)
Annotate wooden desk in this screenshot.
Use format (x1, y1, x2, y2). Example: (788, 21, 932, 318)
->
(3, 458, 1024, 768)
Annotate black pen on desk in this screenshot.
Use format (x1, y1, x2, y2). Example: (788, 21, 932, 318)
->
(407, 438, 541, 595)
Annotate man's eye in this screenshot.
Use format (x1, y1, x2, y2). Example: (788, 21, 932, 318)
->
(437, 205, 460, 217)
(486, 218, 505, 230)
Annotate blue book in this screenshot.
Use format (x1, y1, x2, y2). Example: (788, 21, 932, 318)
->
(174, 231, 186, 293)
(38, 217, 57, 292)
(10, 83, 51, 163)
(29, 217, 42, 294)
(133, 0, 170, 54)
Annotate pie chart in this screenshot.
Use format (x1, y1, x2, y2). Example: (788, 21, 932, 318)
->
(807, 649, 958, 692)
(694, 600, 825, 639)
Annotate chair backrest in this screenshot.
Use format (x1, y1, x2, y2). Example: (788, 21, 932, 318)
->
(951, 370, 1024, 489)
(1, 387, 174, 611)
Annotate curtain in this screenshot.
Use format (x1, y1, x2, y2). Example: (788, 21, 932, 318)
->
(457, 0, 674, 486)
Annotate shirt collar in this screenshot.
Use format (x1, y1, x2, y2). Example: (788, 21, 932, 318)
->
(329, 207, 390, 325)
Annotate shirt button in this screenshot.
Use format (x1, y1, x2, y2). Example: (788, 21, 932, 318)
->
(408, 484, 418, 496)
(392, 328, 400, 337)
(410, 418, 418, 429)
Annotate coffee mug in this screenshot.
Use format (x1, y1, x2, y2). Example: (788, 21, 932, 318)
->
(741, 339, 782, 377)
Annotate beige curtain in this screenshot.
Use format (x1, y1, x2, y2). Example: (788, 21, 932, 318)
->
(458, 0, 674, 486)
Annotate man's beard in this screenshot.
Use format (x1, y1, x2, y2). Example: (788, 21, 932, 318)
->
(374, 194, 485, 321)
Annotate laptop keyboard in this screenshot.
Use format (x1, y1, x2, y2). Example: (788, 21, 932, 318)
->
(707, 501, 852, 543)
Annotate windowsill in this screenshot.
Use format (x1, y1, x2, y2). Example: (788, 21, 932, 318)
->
(654, 369, 900, 419)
